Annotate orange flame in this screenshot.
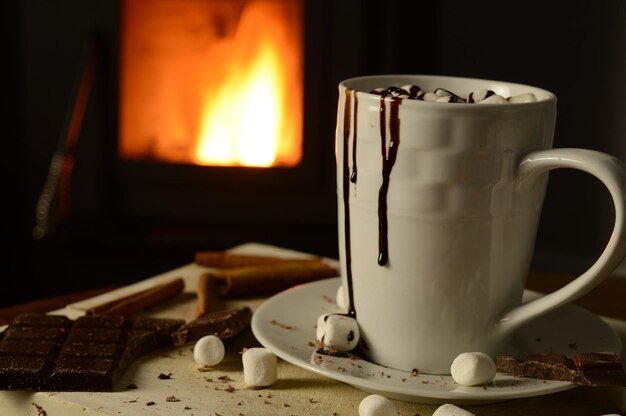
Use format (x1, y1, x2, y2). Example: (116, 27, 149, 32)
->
(120, 0, 303, 167)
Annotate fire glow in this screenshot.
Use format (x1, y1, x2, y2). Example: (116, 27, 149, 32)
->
(120, 0, 303, 167)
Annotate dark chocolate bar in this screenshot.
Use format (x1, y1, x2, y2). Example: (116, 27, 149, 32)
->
(496, 353, 626, 386)
(0, 313, 184, 391)
(171, 306, 252, 346)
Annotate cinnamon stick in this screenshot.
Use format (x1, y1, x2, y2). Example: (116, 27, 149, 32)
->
(198, 262, 338, 302)
(195, 273, 226, 318)
(86, 278, 185, 316)
(195, 251, 322, 268)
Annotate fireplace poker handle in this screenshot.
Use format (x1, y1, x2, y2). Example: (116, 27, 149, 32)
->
(32, 37, 99, 240)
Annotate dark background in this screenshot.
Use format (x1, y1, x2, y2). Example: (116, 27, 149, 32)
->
(2, 0, 625, 306)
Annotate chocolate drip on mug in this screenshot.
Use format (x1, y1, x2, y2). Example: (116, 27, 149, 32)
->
(342, 88, 356, 317)
(350, 93, 359, 184)
(377, 95, 401, 266)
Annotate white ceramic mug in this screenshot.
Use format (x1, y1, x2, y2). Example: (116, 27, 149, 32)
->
(335, 75, 626, 374)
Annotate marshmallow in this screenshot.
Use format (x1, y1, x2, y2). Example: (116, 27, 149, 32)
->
(358, 394, 396, 416)
(432, 403, 476, 416)
(336, 285, 347, 311)
(389, 88, 409, 98)
(316, 313, 359, 352)
(242, 347, 277, 387)
(421, 92, 440, 102)
(467, 89, 494, 103)
(434, 88, 454, 97)
(507, 92, 538, 103)
(193, 335, 225, 367)
(477, 94, 507, 104)
(450, 352, 496, 386)
(401, 84, 422, 97)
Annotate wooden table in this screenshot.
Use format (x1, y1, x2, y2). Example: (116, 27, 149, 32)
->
(0, 244, 624, 415)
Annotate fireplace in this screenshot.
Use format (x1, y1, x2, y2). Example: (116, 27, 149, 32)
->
(120, 0, 304, 168)
(115, 0, 330, 232)
(8, 0, 438, 304)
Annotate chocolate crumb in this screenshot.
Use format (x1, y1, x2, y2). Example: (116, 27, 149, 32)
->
(270, 319, 294, 330)
(225, 385, 236, 393)
(309, 398, 319, 403)
(146, 401, 156, 406)
(411, 368, 420, 376)
(198, 366, 212, 372)
(158, 373, 172, 380)
(127, 383, 138, 389)
(166, 396, 180, 402)
(264, 400, 271, 404)
(184, 406, 192, 410)
(284, 403, 291, 407)
(308, 341, 315, 347)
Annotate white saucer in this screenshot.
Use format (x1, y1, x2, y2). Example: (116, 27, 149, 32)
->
(251, 277, 622, 405)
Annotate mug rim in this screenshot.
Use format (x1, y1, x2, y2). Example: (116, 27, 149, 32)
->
(339, 74, 556, 107)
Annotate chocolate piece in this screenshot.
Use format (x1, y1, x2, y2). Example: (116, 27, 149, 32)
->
(171, 307, 252, 346)
(572, 352, 626, 386)
(496, 353, 626, 386)
(0, 313, 184, 391)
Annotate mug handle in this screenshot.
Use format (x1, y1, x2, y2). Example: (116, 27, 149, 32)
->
(495, 148, 626, 339)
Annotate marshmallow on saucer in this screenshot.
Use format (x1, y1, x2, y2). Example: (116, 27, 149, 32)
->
(358, 394, 396, 416)
(450, 352, 496, 386)
(193, 335, 225, 367)
(242, 347, 277, 387)
(432, 403, 476, 416)
(316, 313, 359, 352)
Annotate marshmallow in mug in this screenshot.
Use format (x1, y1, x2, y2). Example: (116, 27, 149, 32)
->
(316, 313, 360, 352)
(370, 85, 537, 104)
